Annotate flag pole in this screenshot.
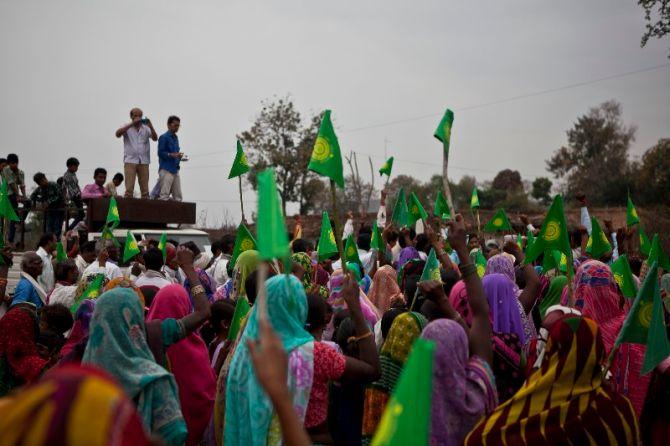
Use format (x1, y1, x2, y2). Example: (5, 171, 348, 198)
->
(566, 256, 575, 306)
(238, 176, 245, 222)
(329, 180, 345, 262)
(256, 261, 269, 322)
(476, 209, 481, 235)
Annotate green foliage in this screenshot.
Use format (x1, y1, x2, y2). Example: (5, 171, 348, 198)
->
(638, 0, 670, 55)
(634, 139, 670, 206)
(531, 177, 553, 205)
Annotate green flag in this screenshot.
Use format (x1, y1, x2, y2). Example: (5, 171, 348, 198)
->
(516, 234, 523, 249)
(228, 140, 251, 179)
(525, 229, 536, 254)
(158, 232, 168, 263)
(317, 211, 338, 261)
(542, 250, 569, 275)
(371, 338, 434, 446)
(308, 110, 344, 188)
(639, 226, 651, 256)
(408, 192, 428, 227)
(420, 248, 441, 282)
(105, 197, 120, 229)
(56, 241, 67, 262)
(227, 296, 251, 342)
(379, 156, 394, 177)
(343, 235, 362, 267)
(475, 250, 487, 278)
(585, 218, 612, 260)
(230, 223, 257, 269)
(100, 225, 119, 247)
(433, 190, 451, 220)
(123, 230, 141, 263)
(470, 187, 480, 210)
(626, 195, 640, 227)
(70, 273, 105, 313)
(525, 195, 572, 266)
(371, 220, 385, 255)
(0, 180, 19, 222)
(647, 234, 670, 271)
(483, 209, 512, 232)
(614, 262, 670, 374)
(391, 188, 409, 228)
(611, 254, 638, 299)
(256, 168, 290, 260)
(433, 108, 454, 156)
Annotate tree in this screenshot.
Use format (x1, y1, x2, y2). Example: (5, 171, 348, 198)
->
(546, 100, 636, 206)
(635, 139, 670, 206)
(531, 177, 553, 205)
(639, 0, 670, 55)
(492, 169, 523, 192)
(239, 96, 325, 214)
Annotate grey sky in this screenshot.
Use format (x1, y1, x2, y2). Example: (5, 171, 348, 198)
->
(1, 0, 668, 226)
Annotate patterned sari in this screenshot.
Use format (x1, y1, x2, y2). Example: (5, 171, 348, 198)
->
(367, 265, 405, 313)
(465, 316, 639, 445)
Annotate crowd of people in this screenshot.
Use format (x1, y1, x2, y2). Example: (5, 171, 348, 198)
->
(4, 107, 187, 244)
(0, 188, 668, 446)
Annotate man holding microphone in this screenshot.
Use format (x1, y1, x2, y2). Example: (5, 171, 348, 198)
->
(157, 115, 185, 201)
(115, 107, 158, 199)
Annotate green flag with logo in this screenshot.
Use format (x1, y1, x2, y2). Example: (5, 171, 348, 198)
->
(105, 197, 120, 229)
(614, 262, 670, 374)
(420, 248, 441, 282)
(343, 235, 362, 268)
(317, 211, 338, 261)
(525, 229, 535, 254)
(371, 220, 385, 255)
(475, 250, 487, 278)
(70, 273, 105, 313)
(227, 296, 251, 342)
(483, 209, 512, 232)
(470, 187, 480, 210)
(256, 168, 290, 260)
(639, 226, 651, 256)
(308, 110, 344, 188)
(379, 157, 394, 177)
(56, 242, 68, 262)
(525, 195, 572, 266)
(0, 180, 19, 222)
(433, 108, 454, 156)
(228, 140, 251, 179)
(611, 254, 637, 299)
(158, 232, 168, 263)
(100, 225, 119, 248)
(230, 223, 257, 270)
(585, 217, 611, 260)
(542, 250, 570, 275)
(433, 190, 450, 220)
(391, 188, 409, 228)
(408, 192, 428, 227)
(123, 231, 141, 263)
(371, 338, 434, 446)
(626, 195, 640, 227)
(646, 234, 670, 271)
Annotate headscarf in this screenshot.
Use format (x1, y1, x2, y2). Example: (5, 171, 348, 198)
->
(464, 316, 640, 446)
(82, 288, 187, 446)
(0, 306, 47, 395)
(482, 274, 527, 344)
(103, 277, 146, 308)
(292, 252, 313, 288)
(231, 250, 260, 299)
(367, 265, 405, 313)
(183, 267, 215, 304)
(486, 254, 520, 296)
(538, 276, 568, 320)
(225, 274, 315, 446)
(328, 269, 380, 327)
(397, 246, 420, 270)
(422, 319, 498, 446)
(59, 299, 96, 363)
(448, 280, 472, 325)
(147, 284, 216, 446)
(362, 312, 427, 439)
(0, 364, 152, 446)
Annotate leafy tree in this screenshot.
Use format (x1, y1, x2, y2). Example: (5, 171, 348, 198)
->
(492, 169, 523, 192)
(531, 177, 553, 205)
(239, 96, 324, 214)
(639, 0, 670, 55)
(546, 100, 636, 206)
(635, 139, 670, 205)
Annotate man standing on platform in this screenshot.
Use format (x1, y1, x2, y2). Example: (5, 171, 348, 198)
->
(157, 115, 184, 201)
(115, 107, 157, 199)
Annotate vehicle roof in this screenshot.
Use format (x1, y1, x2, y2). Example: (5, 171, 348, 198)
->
(89, 228, 209, 237)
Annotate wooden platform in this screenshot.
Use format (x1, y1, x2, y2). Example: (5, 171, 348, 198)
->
(85, 198, 196, 231)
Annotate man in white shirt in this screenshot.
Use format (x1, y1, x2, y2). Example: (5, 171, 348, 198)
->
(115, 107, 158, 199)
(207, 235, 235, 288)
(36, 233, 56, 294)
(75, 240, 97, 279)
(135, 247, 173, 289)
(83, 240, 122, 280)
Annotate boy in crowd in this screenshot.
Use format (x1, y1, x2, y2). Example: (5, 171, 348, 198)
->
(81, 168, 111, 199)
(62, 157, 85, 231)
(30, 173, 65, 238)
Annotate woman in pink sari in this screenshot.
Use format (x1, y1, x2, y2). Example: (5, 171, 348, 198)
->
(147, 284, 216, 445)
(367, 265, 405, 313)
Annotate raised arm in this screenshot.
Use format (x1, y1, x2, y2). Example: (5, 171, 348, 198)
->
(115, 120, 136, 138)
(145, 118, 158, 141)
(448, 214, 492, 365)
(424, 220, 454, 272)
(503, 241, 540, 313)
(176, 247, 211, 334)
(418, 280, 469, 333)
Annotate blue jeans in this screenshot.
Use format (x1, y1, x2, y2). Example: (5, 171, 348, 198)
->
(46, 210, 64, 238)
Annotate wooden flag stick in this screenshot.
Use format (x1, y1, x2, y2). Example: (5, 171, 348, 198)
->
(256, 262, 269, 322)
(238, 176, 245, 222)
(329, 180, 345, 262)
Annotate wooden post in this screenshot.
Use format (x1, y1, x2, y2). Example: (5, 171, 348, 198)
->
(442, 149, 455, 217)
(238, 176, 245, 222)
(329, 180, 345, 261)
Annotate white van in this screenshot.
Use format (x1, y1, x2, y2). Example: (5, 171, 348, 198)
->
(88, 228, 211, 254)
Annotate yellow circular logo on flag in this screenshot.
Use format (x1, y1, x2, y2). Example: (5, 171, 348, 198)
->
(328, 230, 336, 245)
(312, 137, 331, 162)
(493, 217, 503, 227)
(240, 153, 249, 167)
(614, 272, 624, 288)
(240, 238, 254, 251)
(631, 208, 638, 219)
(638, 301, 653, 328)
(430, 269, 441, 281)
(544, 221, 560, 242)
(112, 207, 119, 217)
(373, 400, 403, 445)
(347, 245, 356, 257)
(412, 205, 419, 214)
(586, 237, 593, 249)
(476, 264, 485, 278)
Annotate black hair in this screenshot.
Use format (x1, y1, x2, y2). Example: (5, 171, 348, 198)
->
(181, 241, 201, 256)
(245, 274, 258, 305)
(386, 230, 399, 243)
(167, 115, 181, 125)
(357, 232, 371, 251)
(381, 308, 406, 340)
(398, 228, 416, 248)
(167, 239, 179, 248)
(54, 259, 78, 282)
(292, 238, 313, 254)
(0, 158, 6, 165)
(94, 167, 107, 177)
(419, 300, 442, 322)
(415, 233, 429, 254)
(305, 293, 328, 332)
(80, 240, 96, 254)
(143, 248, 163, 271)
(440, 269, 460, 297)
(33, 172, 47, 184)
(113, 172, 124, 182)
(210, 300, 236, 332)
(629, 256, 643, 277)
(221, 234, 236, 254)
(39, 304, 74, 335)
(66, 157, 80, 167)
(37, 232, 56, 248)
(7, 154, 18, 164)
(335, 316, 359, 356)
(210, 240, 223, 256)
(139, 286, 159, 309)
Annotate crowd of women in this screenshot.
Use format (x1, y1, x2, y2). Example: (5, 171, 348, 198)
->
(0, 206, 668, 445)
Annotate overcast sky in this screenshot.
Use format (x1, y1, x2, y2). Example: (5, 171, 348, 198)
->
(1, 0, 668, 226)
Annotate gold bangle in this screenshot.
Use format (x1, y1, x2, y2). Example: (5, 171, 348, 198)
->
(190, 284, 205, 296)
(347, 331, 373, 344)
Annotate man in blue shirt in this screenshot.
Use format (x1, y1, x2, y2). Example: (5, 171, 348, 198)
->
(12, 252, 47, 308)
(157, 115, 184, 201)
